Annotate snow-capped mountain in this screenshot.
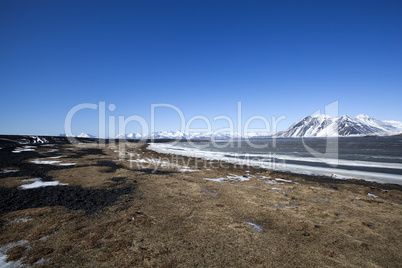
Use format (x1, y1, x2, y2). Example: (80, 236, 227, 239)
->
(77, 133, 96, 138)
(383, 120, 402, 129)
(61, 114, 402, 139)
(278, 114, 402, 137)
(60, 133, 96, 138)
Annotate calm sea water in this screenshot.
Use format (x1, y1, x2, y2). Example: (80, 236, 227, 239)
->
(151, 137, 402, 184)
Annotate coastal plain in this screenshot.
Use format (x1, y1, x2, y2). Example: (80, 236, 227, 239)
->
(0, 140, 401, 267)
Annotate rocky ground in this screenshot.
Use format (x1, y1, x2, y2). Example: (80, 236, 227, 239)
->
(0, 137, 401, 267)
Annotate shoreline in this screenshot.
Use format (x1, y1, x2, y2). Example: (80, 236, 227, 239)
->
(144, 143, 402, 190)
(147, 141, 402, 186)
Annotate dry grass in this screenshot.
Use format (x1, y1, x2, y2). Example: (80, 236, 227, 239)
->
(1, 142, 401, 267)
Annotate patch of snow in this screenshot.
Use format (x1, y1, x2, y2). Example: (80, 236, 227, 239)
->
(349, 195, 360, 200)
(0, 170, 19, 174)
(271, 187, 283, 190)
(12, 147, 36, 153)
(0, 240, 28, 268)
(18, 139, 30, 145)
(203, 178, 228, 182)
(30, 159, 61, 165)
(128, 158, 148, 163)
(21, 178, 37, 182)
(20, 178, 68, 189)
(39, 231, 58, 242)
(8, 218, 31, 224)
(32, 257, 48, 266)
(30, 159, 76, 166)
(57, 163, 76, 166)
(31, 136, 48, 143)
(246, 221, 265, 232)
(203, 174, 253, 183)
(367, 193, 379, 198)
(227, 174, 251, 181)
(323, 190, 336, 193)
(263, 179, 283, 184)
(274, 178, 292, 183)
(179, 168, 200, 172)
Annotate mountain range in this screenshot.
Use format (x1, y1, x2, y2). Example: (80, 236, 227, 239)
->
(277, 114, 402, 137)
(115, 131, 272, 140)
(59, 133, 96, 138)
(66, 114, 402, 139)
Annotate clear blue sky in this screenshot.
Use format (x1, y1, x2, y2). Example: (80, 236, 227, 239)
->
(1, 0, 401, 136)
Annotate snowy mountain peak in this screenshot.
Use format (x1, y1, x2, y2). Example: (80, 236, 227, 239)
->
(60, 133, 95, 138)
(311, 114, 332, 119)
(356, 114, 371, 120)
(77, 133, 91, 138)
(339, 115, 353, 120)
(279, 114, 402, 137)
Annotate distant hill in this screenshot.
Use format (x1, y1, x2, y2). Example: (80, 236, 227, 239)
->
(116, 131, 272, 140)
(59, 133, 96, 138)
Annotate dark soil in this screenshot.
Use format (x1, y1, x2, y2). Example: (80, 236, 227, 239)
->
(0, 185, 133, 216)
(0, 135, 135, 217)
(109, 177, 127, 183)
(0, 146, 77, 181)
(67, 148, 106, 159)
